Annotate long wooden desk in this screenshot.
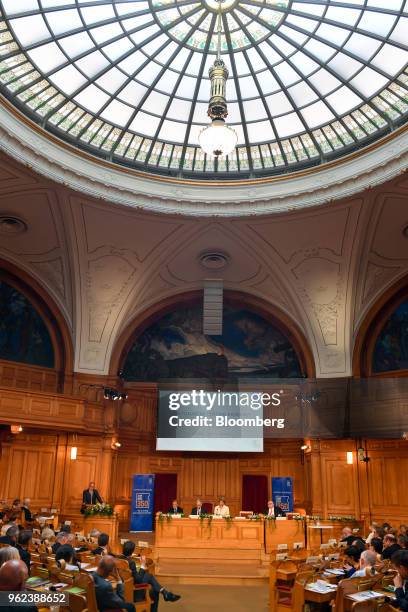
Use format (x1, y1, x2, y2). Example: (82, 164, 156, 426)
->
(155, 516, 264, 562)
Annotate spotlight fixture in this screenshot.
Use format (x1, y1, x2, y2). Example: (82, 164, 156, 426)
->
(10, 425, 23, 434)
(198, 0, 237, 158)
(103, 387, 128, 401)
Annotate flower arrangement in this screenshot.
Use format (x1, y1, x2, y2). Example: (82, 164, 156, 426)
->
(83, 502, 114, 517)
(249, 514, 262, 521)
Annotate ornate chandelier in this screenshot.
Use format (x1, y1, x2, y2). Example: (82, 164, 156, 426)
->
(198, 0, 237, 158)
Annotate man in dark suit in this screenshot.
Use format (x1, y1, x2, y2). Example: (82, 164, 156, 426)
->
(16, 530, 32, 572)
(168, 500, 183, 514)
(118, 540, 180, 611)
(82, 481, 103, 505)
(92, 556, 135, 612)
(391, 550, 408, 611)
(21, 499, 34, 523)
(0, 525, 18, 546)
(382, 534, 402, 560)
(92, 533, 109, 556)
(263, 500, 286, 517)
(191, 499, 204, 515)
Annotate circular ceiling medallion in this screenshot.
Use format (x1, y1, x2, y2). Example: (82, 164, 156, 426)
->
(0, 215, 27, 235)
(199, 251, 229, 269)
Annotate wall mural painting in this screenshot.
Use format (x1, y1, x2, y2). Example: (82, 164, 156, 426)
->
(123, 305, 302, 381)
(0, 281, 54, 368)
(373, 300, 408, 372)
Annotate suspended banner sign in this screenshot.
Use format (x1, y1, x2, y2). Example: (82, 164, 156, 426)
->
(272, 476, 293, 513)
(130, 474, 155, 532)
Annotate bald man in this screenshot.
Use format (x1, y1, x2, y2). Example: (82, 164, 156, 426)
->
(0, 560, 37, 612)
(92, 556, 135, 612)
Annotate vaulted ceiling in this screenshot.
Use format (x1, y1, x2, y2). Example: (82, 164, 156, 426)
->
(0, 148, 407, 378)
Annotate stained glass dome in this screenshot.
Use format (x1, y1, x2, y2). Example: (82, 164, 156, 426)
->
(0, 0, 407, 178)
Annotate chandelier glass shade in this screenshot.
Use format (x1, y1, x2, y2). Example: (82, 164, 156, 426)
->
(199, 119, 238, 158)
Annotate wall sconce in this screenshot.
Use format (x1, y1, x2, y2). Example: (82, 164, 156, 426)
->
(111, 436, 122, 450)
(70, 446, 78, 461)
(346, 451, 354, 465)
(300, 444, 310, 451)
(10, 425, 23, 434)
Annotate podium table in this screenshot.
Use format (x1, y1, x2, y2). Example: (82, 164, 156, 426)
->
(83, 515, 119, 550)
(155, 516, 264, 563)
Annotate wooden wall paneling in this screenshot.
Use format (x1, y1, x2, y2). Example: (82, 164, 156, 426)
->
(319, 440, 360, 518)
(0, 361, 59, 393)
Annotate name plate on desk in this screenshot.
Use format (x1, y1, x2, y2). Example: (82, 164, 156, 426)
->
(189, 515, 199, 519)
(172, 514, 182, 518)
(276, 516, 287, 520)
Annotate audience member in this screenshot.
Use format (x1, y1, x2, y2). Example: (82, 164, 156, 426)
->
(16, 530, 32, 571)
(382, 534, 402, 560)
(400, 525, 408, 537)
(391, 549, 408, 611)
(0, 525, 18, 546)
(55, 545, 79, 571)
(51, 531, 68, 554)
(0, 516, 18, 537)
(383, 522, 392, 533)
(119, 540, 180, 611)
(92, 533, 109, 556)
(0, 560, 37, 612)
(366, 522, 379, 545)
(341, 527, 356, 546)
(40, 527, 54, 542)
(343, 546, 362, 578)
(353, 550, 377, 578)
(21, 500, 33, 523)
(0, 547, 19, 567)
(93, 556, 135, 612)
(369, 537, 384, 561)
(399, 536, 408, 550)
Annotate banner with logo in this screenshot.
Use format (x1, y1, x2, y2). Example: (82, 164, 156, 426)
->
(272, 476, 293, 513)
(130, 474, 155, 532)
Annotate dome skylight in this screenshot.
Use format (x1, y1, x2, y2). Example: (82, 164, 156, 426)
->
(0, 0, 407, 178)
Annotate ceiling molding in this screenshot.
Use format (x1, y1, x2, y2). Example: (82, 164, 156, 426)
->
(0, 101, 407, 217)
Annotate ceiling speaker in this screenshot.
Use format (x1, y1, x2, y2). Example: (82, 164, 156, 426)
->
(203, 279, 223, 336)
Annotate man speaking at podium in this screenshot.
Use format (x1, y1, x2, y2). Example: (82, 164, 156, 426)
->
(83, 481, 103, 505)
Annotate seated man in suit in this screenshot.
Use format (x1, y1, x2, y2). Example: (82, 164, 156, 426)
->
(191, 499, 204, 515)
(0, 560, 38, 612)
(263, 500, 286, 517)
(342, 546, 362, 578)
(82, 481, 103, 506)
(168, 500, 183, 514)
(21, 499, 34, 523)
(382, 533, 402, 560)
(0, 525, 18, 546)
(16, 530, 32, 572)
(341, 526, 360, 546)
(213, 498, 230, 517)
(55, 545, 80, 571)
(118, 540, 180, 611)
(92, 532, 109, 556)
(93, 555, 135, 612)
(391, 549, 408, 611)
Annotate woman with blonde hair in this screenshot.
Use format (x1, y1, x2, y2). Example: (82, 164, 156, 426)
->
(0, 546, 19, 566)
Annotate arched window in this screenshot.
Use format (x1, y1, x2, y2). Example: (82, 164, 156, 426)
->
(0, 280, 54, 368)
(372, 300, 408, 373)
(122, 303, 302, 381)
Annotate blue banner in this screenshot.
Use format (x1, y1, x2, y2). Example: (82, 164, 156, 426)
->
(272, 476, 293, 513)
(130, 474, 155, 532)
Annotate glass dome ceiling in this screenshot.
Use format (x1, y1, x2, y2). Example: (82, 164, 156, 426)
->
(0, 0, 407, 179)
